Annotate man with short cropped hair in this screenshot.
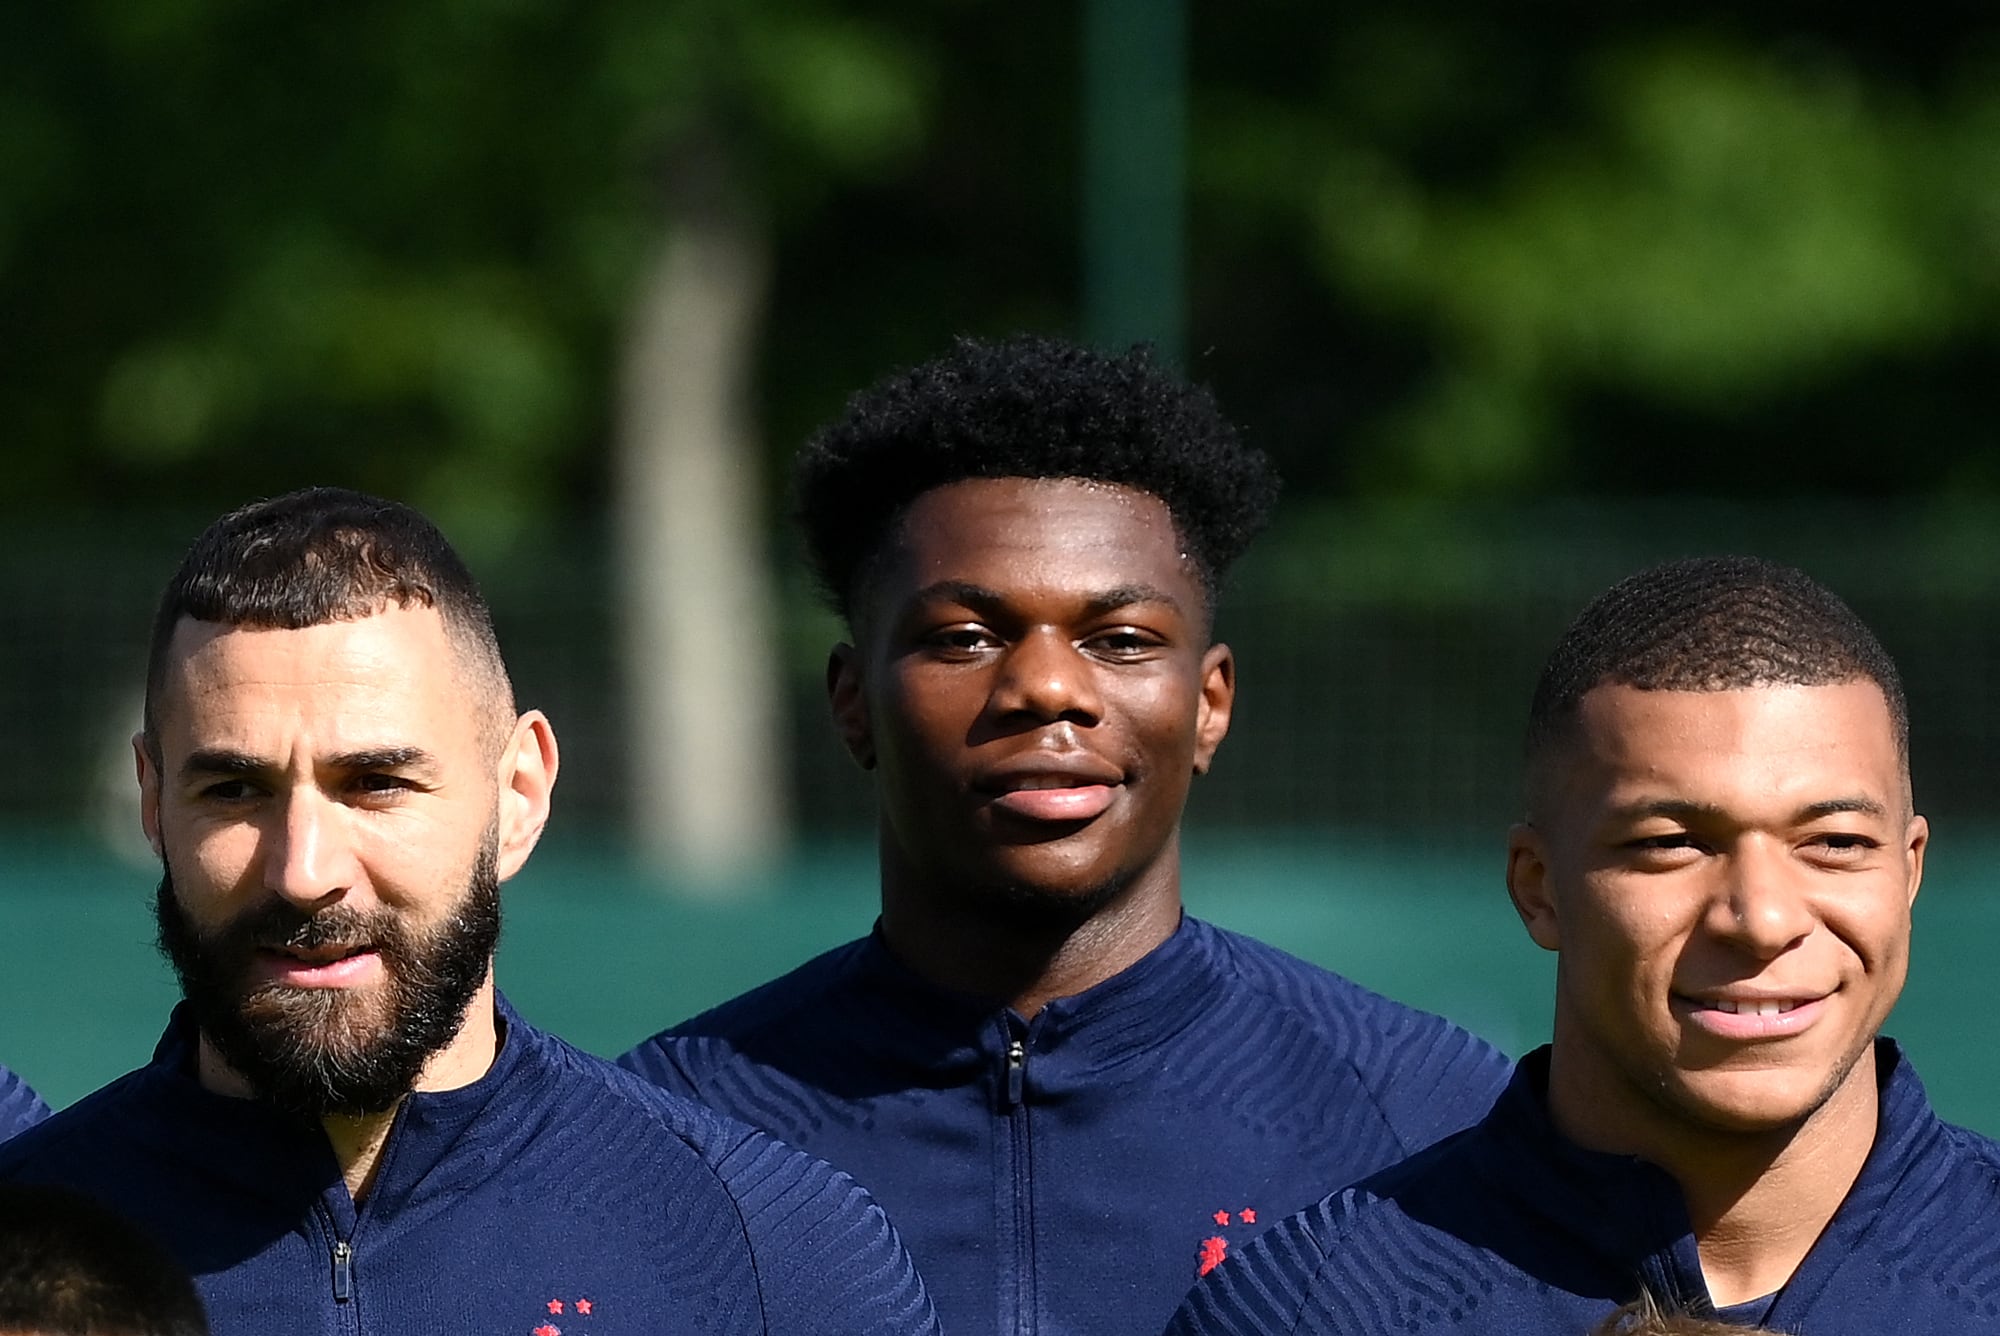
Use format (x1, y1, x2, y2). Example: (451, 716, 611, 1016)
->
(1169, 556, 2000, 1334)
(0, 1067, 46, 1144)
(622, 335, 1511, 1336)
(0, 488, 938, 1336)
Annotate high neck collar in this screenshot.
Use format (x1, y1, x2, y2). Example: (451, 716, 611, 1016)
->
(1471, 1039, 1942, 1316)
(846, 914, 1220, 1069)
(142, 994, 530, 1212)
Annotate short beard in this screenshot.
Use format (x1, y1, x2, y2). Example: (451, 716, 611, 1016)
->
(155, 837, 501, 1119)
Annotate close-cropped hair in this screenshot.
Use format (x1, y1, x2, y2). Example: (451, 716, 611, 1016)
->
(141, 487, 512, 751)
(0, 1184, 210, 1336)
(1525, 554, 1908, 791)
(793, 333, 1281, 626)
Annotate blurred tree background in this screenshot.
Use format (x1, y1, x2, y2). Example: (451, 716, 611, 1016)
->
(3, 1, 2000, 864)
(20, 1, 2000, 1122)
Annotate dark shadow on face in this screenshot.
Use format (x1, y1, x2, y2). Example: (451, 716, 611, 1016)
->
(153, 832, 500, 1118)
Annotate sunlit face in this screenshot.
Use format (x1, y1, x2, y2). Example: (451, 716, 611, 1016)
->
(1509, 681, 1925, 1141)
(833, 478, 1234, 917)
(140, 605, 546, 1115)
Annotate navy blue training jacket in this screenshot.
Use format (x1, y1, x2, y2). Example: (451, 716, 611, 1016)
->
(0, 998, 939, 1336)
(0, 1063, 47, 1142)
(1168, 1041, 2000, 1335)
(621, 915, 1511, 1336)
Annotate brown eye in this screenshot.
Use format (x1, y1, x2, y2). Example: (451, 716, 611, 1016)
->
(927, 627, 999, 654)
(1810, 833, 1879, 861)
(1086, 628, 1159, 657)
(199, 780, 258, 803)
(1621, 833, 1708, 864)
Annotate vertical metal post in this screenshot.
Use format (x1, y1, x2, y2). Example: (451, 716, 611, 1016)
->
(1082, 0, 1187, 364)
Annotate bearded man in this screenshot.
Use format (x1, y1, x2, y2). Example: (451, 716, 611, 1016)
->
(0, 488, 939, 1336)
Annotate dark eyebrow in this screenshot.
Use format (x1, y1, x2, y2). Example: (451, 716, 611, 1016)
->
(908, 580, 1186, 618)
(180, 748, 264, 782)
(180, 746, 438, 782)
(1607, 796, 1890, 823)
(1796, 796, 1889, 821)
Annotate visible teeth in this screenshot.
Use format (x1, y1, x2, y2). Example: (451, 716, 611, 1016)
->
(1712, 999, 1797, 1015)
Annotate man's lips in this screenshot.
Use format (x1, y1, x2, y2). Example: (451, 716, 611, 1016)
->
(1673, 989, 1833, 1040)
(977, 763, 1125, 824)
(988, 784, 1118, 822)
(252, 944, 383, 989)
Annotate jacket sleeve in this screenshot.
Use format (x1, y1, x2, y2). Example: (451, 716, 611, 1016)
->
(0, 1065, 50, 1143)
(707, 1127, 940, 1336)
(616, 1033, 706, 1100)
(1163, 1206, 1330, 1336)
(1357, 1006, 1511, 1155)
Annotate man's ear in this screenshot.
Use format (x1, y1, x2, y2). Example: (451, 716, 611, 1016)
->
(1904, 812, 1928, 911)
(495, 711, 560, 882)
(134, 732, 164, 858)
(827, 644, 875, 771)
(1191, 644, 1236, 776)
(1506, 823, 1562, 952)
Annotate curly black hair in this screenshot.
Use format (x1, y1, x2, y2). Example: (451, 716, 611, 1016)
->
(794, 334, 1280, 624)
(1526, 555, 1908, 797)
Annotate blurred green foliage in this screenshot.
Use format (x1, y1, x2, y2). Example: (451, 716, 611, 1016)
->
(0, 1, 936, 545)
(2, 4, 1997, 533)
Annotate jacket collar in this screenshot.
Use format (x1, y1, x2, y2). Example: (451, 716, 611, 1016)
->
(137, 993, 533, 1218)
(844, 914, 1222, 1079)
(1467, 1039, 1942, 1316)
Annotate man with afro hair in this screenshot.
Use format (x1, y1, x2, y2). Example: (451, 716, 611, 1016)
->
(623, 334, 1509, 1336)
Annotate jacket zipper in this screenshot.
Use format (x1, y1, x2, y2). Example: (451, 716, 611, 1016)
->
(331, 1240, 353, 1302)
(1002, 1034, 1034, 1335)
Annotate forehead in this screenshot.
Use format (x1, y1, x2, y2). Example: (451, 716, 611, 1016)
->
(1560, 680, 1904, 814)
(872, 476, 1197, 604)
(153, 606, 478, 756)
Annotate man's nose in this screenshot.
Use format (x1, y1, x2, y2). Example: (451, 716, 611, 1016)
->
(260, 791, 356, 907)
(987, 629, 1104, 726)
(1707, 840, 1816, 959)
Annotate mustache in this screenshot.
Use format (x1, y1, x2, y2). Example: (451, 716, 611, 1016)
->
(192, 897, 410, 968)
(248, 907, 378, 955)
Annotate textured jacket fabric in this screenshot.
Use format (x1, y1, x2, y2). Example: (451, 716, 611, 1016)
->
(0, 998, 940, 1336)
(620, 915, 1511, 1336)
(0, 1063, 48, 1142)
(1167, 1041, 2000, 1335)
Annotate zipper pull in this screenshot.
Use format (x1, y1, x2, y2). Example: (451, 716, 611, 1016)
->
(331, 1241, 353, 1302)
(1005, 1038, 1026, 1105)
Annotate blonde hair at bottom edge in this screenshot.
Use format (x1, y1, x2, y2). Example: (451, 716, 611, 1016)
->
(1591, 1292, 1784, 1336)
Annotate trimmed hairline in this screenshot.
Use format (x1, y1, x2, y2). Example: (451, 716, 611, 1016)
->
(1524, 672, 1913, 819)
(141, 604, 517, 763)
(837, 478, 1223, 640)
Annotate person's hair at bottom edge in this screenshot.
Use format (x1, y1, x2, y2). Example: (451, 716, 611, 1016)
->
(1589, 1291, 1783, 1336)
(0, 1184, 209, 1336)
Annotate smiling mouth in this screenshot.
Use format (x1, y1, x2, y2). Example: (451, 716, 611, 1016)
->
(1674, 990, 1833, 1040)
(1708, 998, 1805, 1016)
